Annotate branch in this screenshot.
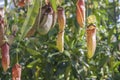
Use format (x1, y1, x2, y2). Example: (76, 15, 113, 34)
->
(13, 0, 17, 7)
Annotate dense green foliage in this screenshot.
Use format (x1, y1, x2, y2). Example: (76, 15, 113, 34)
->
(0, 0, 120, 80)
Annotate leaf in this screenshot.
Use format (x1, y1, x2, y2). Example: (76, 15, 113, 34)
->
(50, 0, 57, 12)
(113, 62, 120, 70)
(20, 0, 40, 39)
(64, 51, 71, 59)
(20, 44, 40, 56)
(4, 0, 8, 7)
(70, 40, 75, 49)
(27, 59, 40, 68)
(99, 56, 109, 68)
(48, 52, 60, 58)
(108, 27, 115, 44)
(26, 47, 40, 56)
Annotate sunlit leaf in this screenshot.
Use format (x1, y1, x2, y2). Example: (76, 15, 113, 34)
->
(27, 59, 41, 68)
(50, 0, 57, 12)
(26, 47, 40, 56)
(20, 0, 40, 39)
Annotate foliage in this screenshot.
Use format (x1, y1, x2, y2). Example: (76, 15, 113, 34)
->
(0, 0, 120, 80)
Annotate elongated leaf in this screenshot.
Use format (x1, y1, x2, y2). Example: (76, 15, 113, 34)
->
(108, 27, 115, 44)
(113, 62, 120, 70)
(27, 59, 40, 68)
(50, 0, 57, 12)
(20, 0, 40, 39)
(99, 56, 109, 68)
(4, 0, 8, 7)
(26, 47, 40, 56)
(20, 44, 40, 56)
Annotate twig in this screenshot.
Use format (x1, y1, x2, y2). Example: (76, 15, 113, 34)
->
(13, 0, 17, 7)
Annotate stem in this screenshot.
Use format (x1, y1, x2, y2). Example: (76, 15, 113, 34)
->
(16, 42, 20, 63)
(4, 0, 8, 7)
(113, 0, 119, 42)
(16, 51, 19, 63)
(13, 0, 17, 7)
(113, 0, 117, 24)
(113, 0, 118, 40)
(111, 0, 119, 53)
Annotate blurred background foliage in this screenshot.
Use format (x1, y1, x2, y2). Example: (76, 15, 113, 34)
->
(0, 0, 120, 80)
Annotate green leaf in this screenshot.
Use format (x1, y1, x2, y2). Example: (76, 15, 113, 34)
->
(20, 44, 40, 56)
(50, 0, 57, 12)
(113, 62, 120, 70)
(108, 27, 115, 44)
(64, 51, 71, 59)
(4, 0, 8, 7)
(26, 47, 40, 56)
(20, 0, 40, 39)
(99, 56, 109, 68)
(27, 59, 41, 68)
